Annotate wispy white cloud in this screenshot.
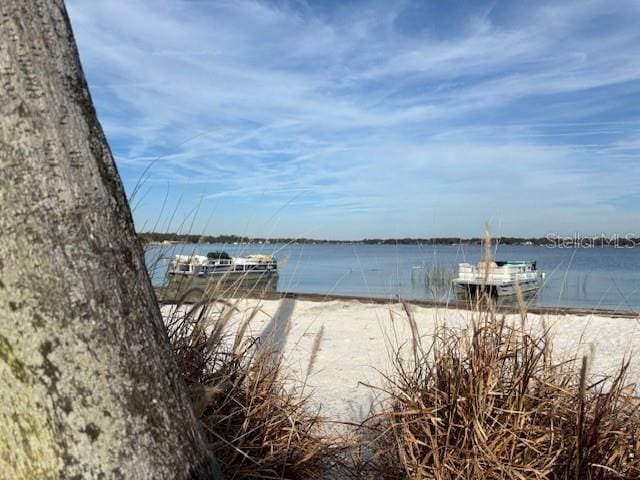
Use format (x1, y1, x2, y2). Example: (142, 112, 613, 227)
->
(66, 0, 640, 238)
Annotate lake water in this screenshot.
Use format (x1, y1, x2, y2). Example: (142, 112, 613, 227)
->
(145, 243, 640, 312)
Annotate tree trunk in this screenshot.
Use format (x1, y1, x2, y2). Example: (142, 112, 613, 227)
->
(0, 1, 221, 478)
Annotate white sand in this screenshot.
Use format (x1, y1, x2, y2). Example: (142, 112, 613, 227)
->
(163, 298, 640, 423)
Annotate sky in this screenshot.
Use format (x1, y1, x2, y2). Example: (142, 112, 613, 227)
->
(66, 0, 640, 240)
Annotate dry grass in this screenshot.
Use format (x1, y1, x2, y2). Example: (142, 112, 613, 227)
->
(348, 297, 640, 479)
(165, 297, 342, 479)
(164, 293, 640, 479)
(158, 243, 640, 479)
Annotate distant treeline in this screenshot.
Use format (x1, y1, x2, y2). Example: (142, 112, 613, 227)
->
(138, 232, 640, 247)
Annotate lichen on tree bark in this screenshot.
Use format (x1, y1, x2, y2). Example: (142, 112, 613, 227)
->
(0, 1, 221, 478)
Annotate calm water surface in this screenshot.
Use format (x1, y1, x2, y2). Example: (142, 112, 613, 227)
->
(145, 243, 640, 311)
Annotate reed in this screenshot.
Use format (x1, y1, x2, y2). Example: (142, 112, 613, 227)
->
(166, 298, 341, 479)
(349, 299, 640, 479)
(306, 325, 325, 382)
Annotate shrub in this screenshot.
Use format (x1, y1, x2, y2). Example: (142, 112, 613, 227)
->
(351, 301, 640, 479)
(166, 297, 341, 479)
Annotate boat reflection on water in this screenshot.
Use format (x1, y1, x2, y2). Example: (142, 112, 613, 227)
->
(156, 273, 279, 303)
(455, 287, 539, 309)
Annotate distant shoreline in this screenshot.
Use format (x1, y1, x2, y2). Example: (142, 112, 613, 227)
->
(139, 232, 640, 247)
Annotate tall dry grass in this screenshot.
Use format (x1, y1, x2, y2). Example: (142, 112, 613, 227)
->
(349, 296, 640, 479)
(166, 291, 640, 479)
(164, 291, 640, 479)
(165, 297, 342, 479)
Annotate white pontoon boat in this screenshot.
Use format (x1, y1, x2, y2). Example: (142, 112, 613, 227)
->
(168, 251, 278, 280)
(453, 260, 545, 297)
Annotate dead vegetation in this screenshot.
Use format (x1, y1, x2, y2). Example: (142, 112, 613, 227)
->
(349, 298, 640, 479)
(164, 289, 640, 479)
(166, 298, 342, 479)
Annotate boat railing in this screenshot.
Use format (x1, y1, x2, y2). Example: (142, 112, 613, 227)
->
(455, 265, 539, 283)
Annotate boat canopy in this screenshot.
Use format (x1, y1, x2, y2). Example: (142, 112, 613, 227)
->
(207, 251, 231, 260)
(494, 260, 536, 267)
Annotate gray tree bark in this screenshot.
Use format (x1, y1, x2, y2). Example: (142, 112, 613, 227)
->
(0, 1, 221, 478)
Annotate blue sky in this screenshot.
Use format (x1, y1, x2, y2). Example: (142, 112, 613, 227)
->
(66, 0, 640, 239)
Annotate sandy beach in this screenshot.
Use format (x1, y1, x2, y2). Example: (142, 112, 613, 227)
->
(162, 298, 640, 424)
